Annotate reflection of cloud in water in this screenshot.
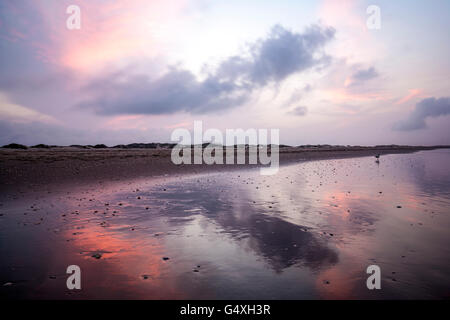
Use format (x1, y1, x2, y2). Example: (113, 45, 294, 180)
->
(152, 181, 339, 273)
(320, 190, 380, 236)
(405, 150, 450, 200)
(217, 211, 339, 273)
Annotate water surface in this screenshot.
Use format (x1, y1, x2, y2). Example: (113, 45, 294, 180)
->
(1, 150, 449, 299)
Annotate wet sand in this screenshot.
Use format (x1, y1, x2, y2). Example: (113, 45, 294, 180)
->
(0, 145, 443, 194)
(0, 147, 449, 299)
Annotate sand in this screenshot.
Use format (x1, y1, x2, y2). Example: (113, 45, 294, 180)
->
(0, 145, 445, 195)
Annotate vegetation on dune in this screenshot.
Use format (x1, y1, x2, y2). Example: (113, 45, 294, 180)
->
(31, 144, 51, 149)
(2, 143, 28, 149)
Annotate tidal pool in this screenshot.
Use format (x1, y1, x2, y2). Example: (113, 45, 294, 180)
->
(1, 149, 449, 299)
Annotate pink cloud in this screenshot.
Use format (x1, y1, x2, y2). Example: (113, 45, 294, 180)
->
(395, 89, 423, 105)
(62, 0, 189, 72)
(324, 88, 391, 103)
(103, 115, 146, 131)
(164, 121, 192, 129)
(318, 0, 386, 62)
(10, 0, 190, 73)
(319, 0, 366, 30)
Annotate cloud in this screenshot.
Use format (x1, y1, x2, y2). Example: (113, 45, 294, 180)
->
(288, 106, 308, 116)
(80, 24, 335, 115)
(394, 97, 450, 131)
(283, 85, 313, 108)
(0, 93, 58, 124)
(345, 66, 379, 87)
(0, 0, 189, 73)
(0, 118, 169, 146)
(0, 119, 82, 146)
(395, 89, 422, 105)
(351, 67, 378, 82)
(79, 68, 249, 115)
(218, 24, 335, 85)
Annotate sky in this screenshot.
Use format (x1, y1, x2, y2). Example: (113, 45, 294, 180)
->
(0, 0, 449, 146)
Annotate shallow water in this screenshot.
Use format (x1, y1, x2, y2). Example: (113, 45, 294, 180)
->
(1, 149, 449, 299)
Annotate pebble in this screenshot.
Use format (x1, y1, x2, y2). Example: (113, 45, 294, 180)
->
(92, 253, 102, 259)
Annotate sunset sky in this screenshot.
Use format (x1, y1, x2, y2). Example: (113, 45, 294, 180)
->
(0, 0, 449, 146)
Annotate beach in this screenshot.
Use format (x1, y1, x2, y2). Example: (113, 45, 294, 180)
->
(1, 146, 449, 299)
(0, 145, 443, 193)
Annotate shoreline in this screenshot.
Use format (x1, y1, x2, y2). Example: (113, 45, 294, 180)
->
(0, 145, 447, 195)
